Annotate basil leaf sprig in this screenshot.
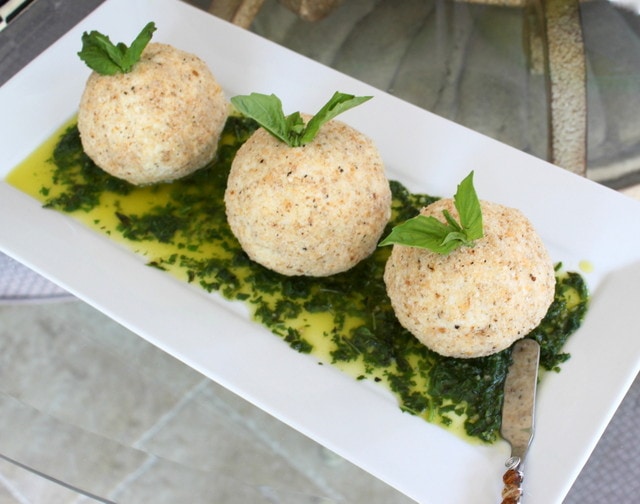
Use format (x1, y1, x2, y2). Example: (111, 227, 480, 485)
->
(78, 21, 157, 75)
(379, 171, 484, 254)
(230, 91, 372, 147)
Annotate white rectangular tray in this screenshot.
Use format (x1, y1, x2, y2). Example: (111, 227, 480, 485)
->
(2, 0, 640, 502)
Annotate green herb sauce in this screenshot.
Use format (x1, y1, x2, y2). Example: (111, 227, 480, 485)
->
(7, 116, 589, 443)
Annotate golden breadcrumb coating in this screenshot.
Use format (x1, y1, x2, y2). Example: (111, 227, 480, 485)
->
(384, 199, 555, 358)
(77, 42, 228, 185)
(224, 119, 392, 276)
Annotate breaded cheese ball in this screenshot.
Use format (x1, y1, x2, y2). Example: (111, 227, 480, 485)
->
(384, 199, 555, 358)
(77, 42, 228, 185)
(224, 119, 392, 276)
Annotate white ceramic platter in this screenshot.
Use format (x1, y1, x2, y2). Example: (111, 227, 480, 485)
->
(2, 0, 640, 502)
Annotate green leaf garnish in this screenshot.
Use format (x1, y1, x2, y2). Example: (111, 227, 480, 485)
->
(78, 22, 157, 75)
(379, 171, 483, 254)
(230, 91, 372, 147)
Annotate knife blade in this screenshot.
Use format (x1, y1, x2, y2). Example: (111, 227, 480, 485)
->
(499, 338, 540, 504)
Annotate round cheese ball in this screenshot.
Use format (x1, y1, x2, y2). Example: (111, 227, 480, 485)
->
(77, 42, 228, 185)
(383, 199, 555, 358)
(224, 119, 392, 276)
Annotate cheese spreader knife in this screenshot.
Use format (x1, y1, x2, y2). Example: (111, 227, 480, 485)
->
(499, 338, 540, 504)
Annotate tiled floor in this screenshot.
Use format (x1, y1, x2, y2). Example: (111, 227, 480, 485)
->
(0, 300, 415, 503)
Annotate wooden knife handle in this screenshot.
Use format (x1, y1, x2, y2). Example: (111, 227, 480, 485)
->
(501, 457, 524, 504)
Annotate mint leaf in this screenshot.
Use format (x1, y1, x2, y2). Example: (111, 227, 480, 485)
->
(231, 93, 290, 143)
(78, 31, 125, 75)
(230, 91, 372, 147)
(379, 171, 483, 254)
(284, 111, 306, 138)
(301, 92, 372, 144)
(78, 22, 156, 75)
(454, 171, 483, 241)
(379, 214, 461, 254)
(121, 22, 156, 71)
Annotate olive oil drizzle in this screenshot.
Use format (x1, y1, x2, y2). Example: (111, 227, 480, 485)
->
(7, 117, 589, 443)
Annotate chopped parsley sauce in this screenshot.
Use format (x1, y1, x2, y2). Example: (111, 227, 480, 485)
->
(7, 116, 589, 443)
